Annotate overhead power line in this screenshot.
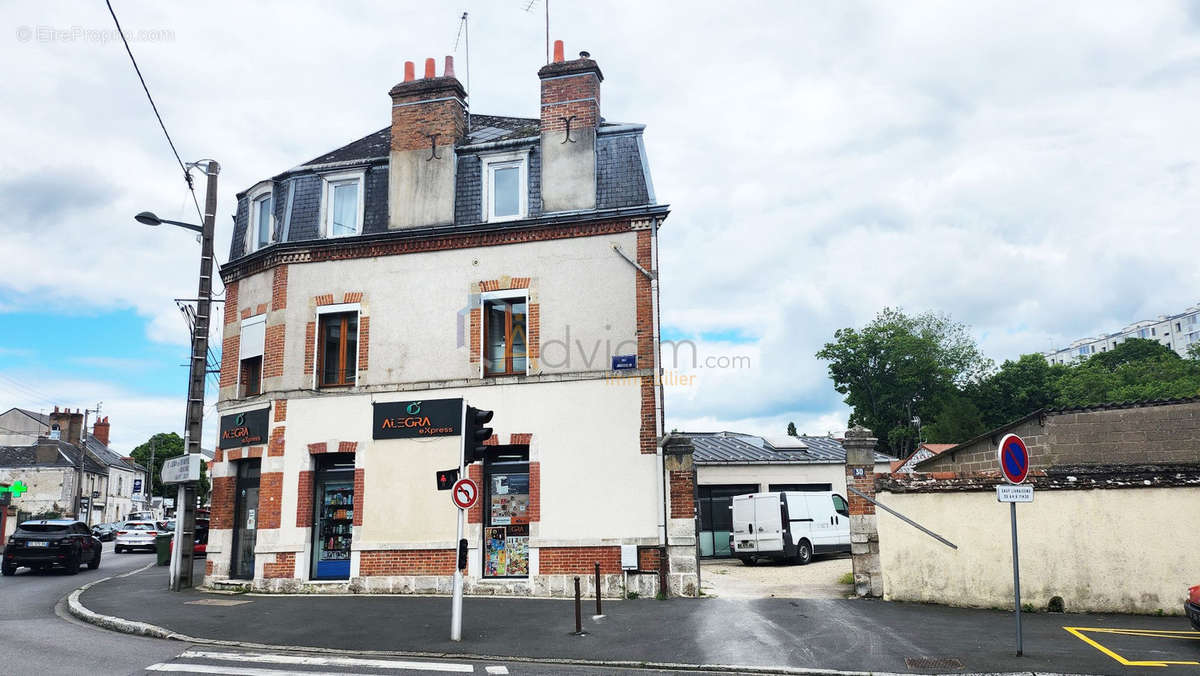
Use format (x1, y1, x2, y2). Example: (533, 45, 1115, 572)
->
(105, 0, 204, 224)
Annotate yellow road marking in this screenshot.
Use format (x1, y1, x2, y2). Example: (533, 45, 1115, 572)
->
(1063, 626, 1200, 667)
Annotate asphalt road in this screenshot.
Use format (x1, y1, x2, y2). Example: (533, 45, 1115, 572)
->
(0, 542, 733, 675)
(0, 541, 184, 675)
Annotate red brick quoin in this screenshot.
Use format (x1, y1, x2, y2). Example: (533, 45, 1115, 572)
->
(210, 476, 236, 530)
(296, 471, 313, 528)
(669, 469, 694, 519)
(263, 552, 295, 579)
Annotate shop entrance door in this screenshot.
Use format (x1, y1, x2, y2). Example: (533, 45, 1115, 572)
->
(310, 454, 355, 580)
(230, 459, 261, 580)
(482, 445, 531, 579)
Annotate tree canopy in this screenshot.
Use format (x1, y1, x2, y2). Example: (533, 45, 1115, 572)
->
(819, 311, 1200, 455)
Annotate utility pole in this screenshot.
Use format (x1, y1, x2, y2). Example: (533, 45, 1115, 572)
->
(76, 402, 101, 524)
(171, 160, 218, 592)
(149, 437, 156, 515)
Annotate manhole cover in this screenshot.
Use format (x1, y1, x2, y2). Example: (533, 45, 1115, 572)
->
(905, 657, 964, 670)
(185, 599, 252, 606)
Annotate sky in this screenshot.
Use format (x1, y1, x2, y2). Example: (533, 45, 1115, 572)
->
(1, 1, 1199, 453)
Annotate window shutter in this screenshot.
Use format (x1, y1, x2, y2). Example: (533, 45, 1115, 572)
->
(240, 315, 266, 360)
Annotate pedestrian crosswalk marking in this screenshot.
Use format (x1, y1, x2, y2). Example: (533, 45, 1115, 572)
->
(484, 667, 508, 674)
(147, 648, 476, 674)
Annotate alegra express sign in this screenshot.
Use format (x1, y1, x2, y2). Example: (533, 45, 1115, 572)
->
(219, 407, 270, 449)
(373, 398, 462, 439)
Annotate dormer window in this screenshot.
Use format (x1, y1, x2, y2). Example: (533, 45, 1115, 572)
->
(322, 171, 365, 238)
(482, 151, 528, 222)
(247, 183, 273, 252)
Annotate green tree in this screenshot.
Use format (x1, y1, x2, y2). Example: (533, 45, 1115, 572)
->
(130, 432, 210, 503)
(1055, 340, 1200, 406)
(923, 395, 986, 444)
(971, 353, 1067, 429)
(786, 421, 798, 437)
(816, 308, 992, 456)
(1189, 342, 1200, 360)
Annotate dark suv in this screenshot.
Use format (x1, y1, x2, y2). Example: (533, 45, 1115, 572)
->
(3, 520, 102, 575)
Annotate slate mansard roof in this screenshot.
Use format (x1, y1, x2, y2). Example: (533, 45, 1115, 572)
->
(228, 115, 657, 262)
(686, 432, 892, 465)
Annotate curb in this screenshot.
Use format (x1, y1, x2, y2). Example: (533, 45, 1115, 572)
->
(65, 568, 1047, 676)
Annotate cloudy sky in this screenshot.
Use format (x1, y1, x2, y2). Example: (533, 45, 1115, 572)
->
(2, 1, 1199, 452)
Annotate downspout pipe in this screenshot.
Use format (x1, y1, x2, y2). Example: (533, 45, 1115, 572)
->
(652, 217, 666, 546)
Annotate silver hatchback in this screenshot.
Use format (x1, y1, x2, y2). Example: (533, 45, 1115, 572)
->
(114, 521, 160, 553)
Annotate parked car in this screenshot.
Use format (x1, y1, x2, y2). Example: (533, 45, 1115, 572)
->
(165, 518, 210, 557)
(2, 519, 102, 575)
(730, 491, 851, 565)
(91, 522, 117, 541)
(114, 521, 161, 553)
(1187, 584, 1200, 631)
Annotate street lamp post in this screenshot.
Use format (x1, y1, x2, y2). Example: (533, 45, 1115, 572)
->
(137, 159, 219, 592)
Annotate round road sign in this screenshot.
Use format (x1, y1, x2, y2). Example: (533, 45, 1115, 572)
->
(451, 478, 479, 510)
(997, 433, 1029, 484)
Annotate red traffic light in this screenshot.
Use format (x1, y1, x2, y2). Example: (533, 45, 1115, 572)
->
(436, 468, 459, 491)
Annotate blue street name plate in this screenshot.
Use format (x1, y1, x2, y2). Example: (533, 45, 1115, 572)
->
(612, 354, 637, 370)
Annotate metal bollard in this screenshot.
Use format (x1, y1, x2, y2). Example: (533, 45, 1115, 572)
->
(594, 561, 602, 615)
(573, 576, 583, 634)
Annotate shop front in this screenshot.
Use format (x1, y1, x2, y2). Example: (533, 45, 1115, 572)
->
(310, 453, 355, 580)
(481, 446, 530, 579)
(207, 382, 699, 597)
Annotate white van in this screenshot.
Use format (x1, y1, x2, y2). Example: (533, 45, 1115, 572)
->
(730, 491, 851, 565)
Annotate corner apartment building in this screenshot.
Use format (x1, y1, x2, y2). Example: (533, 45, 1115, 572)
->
(208, 43, 696, 597)
(1044, 302, 1200, 364)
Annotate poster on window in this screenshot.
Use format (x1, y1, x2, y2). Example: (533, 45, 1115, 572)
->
(489, 473, 529, 525)
(484, 524, 529, 577)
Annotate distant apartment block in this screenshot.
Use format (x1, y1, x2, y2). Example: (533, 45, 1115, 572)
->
(1043, 302, 1200, 364)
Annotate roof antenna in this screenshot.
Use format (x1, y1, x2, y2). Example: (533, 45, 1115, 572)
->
(522, 0, 549, 64)
(454, 11, 470, 131)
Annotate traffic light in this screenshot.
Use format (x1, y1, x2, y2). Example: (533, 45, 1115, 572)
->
(464, 405, 494, 464)
(436, 468, 459, 491)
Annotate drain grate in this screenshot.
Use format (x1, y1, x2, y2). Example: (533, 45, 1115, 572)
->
(905, 657, 964, 670)
(184, 599, 252, 606)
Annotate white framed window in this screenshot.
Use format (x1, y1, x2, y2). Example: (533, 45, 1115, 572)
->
(312, 302, 361, 389)
(247, 182, 273, 252)
(321, 170, 365, 238)
(479, 289, 529, 378)
(238, 314, 266, 398)
(481, 151, 529, 222)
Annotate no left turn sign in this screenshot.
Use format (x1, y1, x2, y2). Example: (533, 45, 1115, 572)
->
(451, 478, 478, 510)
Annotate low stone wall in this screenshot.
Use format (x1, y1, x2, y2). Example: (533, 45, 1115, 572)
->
(876, 464, 1200, 615)
(205, 572, 661, 598)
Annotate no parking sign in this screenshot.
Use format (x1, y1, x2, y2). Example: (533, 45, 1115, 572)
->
(997, 433, 1030, 484)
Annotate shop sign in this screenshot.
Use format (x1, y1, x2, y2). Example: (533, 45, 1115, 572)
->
(373, 398, 462, 439)
(219, 408, 270, 449)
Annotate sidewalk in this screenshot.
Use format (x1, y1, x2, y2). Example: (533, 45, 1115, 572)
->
(72, 562, 1191, 674)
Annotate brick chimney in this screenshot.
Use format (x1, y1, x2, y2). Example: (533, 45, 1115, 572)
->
(538, 40, 603, 212)
(387, 55, 466, 229)
(92, 416, 110, 446)
(49, 406, 83, 445)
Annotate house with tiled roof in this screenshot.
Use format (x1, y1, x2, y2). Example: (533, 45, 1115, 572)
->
(686, 431, 891, 558)
(891, 442, 956, 473)
(209, 41, 688, 596)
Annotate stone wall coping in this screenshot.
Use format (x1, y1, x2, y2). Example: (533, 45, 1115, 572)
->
(877, 463, 1200, 493)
